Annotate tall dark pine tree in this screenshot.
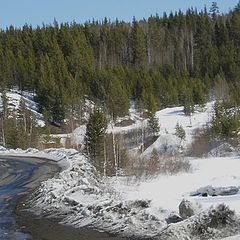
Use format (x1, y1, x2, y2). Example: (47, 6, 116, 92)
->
(85, 107, 108, 171)
(36, 54, 57, 122)
(210, 2, 220, 19)
(131, 18, 146, 66)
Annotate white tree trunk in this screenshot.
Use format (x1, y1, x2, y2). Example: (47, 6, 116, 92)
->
(24, 114, 27, 133)
(141, 120, 144, 154)
(2, 117, 5, 147)
(29, 119, 33, 147)
(111, 120, 118, 177)
(103, 138, 107, 178)
(190, 30, 194, 73)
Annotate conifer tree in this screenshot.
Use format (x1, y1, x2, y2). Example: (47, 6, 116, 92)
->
(175, 123, 186, 148)
(146, 94, 160, 137)
(131, 18, 146, 66)
(210, 2, 220, 19)
(147, 111, 160, 137)
(85, 107, 108, 171)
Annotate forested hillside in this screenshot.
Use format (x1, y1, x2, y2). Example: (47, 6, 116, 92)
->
(0, 2, 240, 124)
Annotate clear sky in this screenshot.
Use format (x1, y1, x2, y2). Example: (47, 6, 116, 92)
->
(0, 0, 239, 29)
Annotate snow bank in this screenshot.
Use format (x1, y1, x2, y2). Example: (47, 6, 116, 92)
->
(153, 204, 240, 240)
(71, 125, 86, 148)
(28, 149, 240, 238)
(0, 147, 76, 170)
(26, 149, 167, 238)
(1, 147, 240, 238)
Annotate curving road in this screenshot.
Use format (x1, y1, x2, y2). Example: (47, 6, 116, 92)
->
(0, 156, 127, 240)
(0, 156, 59, 240)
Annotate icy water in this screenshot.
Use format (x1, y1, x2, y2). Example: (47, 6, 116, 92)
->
(0, 158, 37, 240)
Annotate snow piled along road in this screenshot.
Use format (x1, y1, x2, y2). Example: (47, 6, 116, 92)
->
(11, 148, 239, 239)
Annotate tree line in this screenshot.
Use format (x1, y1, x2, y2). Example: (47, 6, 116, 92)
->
(1, 3, 240, 124)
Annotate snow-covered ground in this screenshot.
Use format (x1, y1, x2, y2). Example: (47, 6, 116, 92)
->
(1, 101, 240, 239)
(0, 89, 45, 127)
(2, 147, 239, 239)
(143, 102, 214, 156)
(113, 156, 240, 213)
(73, 101, 214, 153)
(223, 235, 240, 240)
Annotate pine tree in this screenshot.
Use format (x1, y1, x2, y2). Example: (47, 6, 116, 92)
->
(210, 2, 220, 19)
(183, 88, 194, 116)
(147, 111, 160, 137)
(36, 54, 65, 124)
(175, 123, 186, 148)
(106, 74, 129, 118)
(211, 101, 240, 136)
(131, 18, 146, 66)
(1, 9, 240, 125)
(85, 107, 108, 171)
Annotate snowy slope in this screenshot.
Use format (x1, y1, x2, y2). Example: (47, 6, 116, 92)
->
(73, 101, 214, 153)
(143, 102, 214, 155)
(1, 101, 240, 239)
(0, 89, 45, 126)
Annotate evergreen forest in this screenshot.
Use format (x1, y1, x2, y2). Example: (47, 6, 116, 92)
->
(1, 2, 240, 124)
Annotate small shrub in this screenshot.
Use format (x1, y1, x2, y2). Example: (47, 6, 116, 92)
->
(160, 154, 191, 175)
(188, 128, 221, 157)
(123, 151, 191, 180)
(192, 204, 237, 239)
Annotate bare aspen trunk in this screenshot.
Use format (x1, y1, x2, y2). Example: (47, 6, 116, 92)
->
(112, 131, 118, 176)
(111, 120, 118, 177)
(104, 42, 107, 67)
(116, 142, 119, 169)
(103, 138, 107, 178)
(29, 119, 33, 147)
(147, 37, 151, 66)
(99, 44, 102, 70)
(2, 117, 5, 147)
(24, 114, 27, 133)
(190, 30, 194, 73)
(189, 114, 192, 127)
(141, 119, 144, 154)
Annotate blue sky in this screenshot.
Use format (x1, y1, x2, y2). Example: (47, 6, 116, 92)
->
(0, 0, 239, 29)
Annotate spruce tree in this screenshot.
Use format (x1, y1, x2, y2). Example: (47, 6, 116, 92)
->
(147, 111, 160, 137)
(131, 18, 146, 66)
(85, 107, 108, 171)
(175, 123, 186, 148)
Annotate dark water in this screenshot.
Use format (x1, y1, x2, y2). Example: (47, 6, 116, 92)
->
(0, 158, 37, 240)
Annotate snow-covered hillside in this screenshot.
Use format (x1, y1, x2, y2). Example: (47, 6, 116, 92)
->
(144, 102, 213, 154)
(0, 89, 45, 127)
(71, 101, 214, 153)
(1, 101, 240, 239)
